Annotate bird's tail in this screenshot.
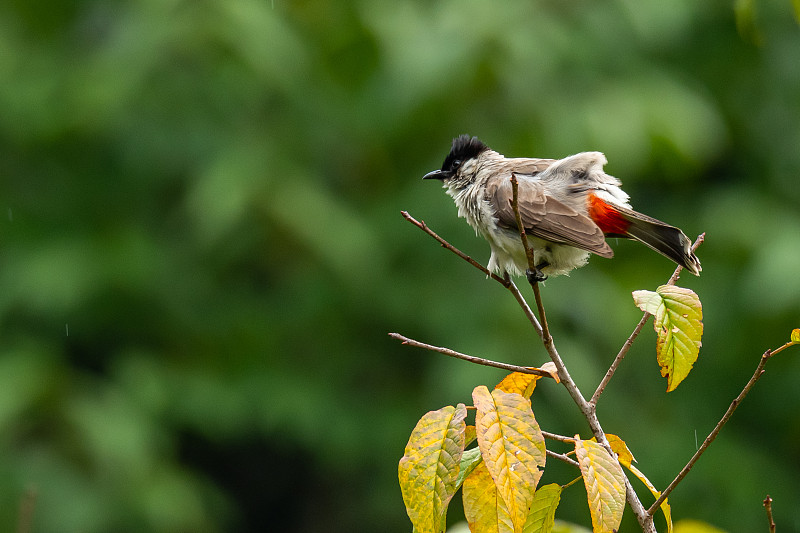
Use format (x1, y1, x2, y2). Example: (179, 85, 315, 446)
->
(612, 205, 702, 276)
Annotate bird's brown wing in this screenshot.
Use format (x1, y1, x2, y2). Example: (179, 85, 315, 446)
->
(486, 171, 614, 258)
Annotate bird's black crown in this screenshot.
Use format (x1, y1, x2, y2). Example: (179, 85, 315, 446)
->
(441, 135, 488, 171)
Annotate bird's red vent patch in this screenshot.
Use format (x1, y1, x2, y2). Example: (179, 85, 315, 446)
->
(587, 193, 630, 235)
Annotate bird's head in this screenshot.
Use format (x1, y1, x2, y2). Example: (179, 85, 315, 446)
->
(423, 135, 489, 187)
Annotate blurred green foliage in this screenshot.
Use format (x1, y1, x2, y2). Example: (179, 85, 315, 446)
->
(1, 0, 799, 532)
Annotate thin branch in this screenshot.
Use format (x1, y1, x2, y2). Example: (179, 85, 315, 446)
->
(547, 449, 580, 468)
(388, 333, 556, 378)
(509, 174, 552, 344)
(591, 313, 652, 405)
(590, 233, 706, 405)
(509, 174, 537, 272)
(400, 211, 508, 285)
(764, 495, 776, 533)
(505, 274, 544, 336)
(648, 348, 775, 515)
(542, 431, 576, 443)
(401, 211, 543, 335)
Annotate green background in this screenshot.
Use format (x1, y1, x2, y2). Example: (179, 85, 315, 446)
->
(1, 1, 799, 531)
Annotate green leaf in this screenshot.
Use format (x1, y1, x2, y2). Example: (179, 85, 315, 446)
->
(473, 386, 547, 533)
(574, 438, 626, 533)
(523, 484, 562, 533)
(455, 447, 483, 491)
(633, 285, 703, 391)
(399, 404, 467, 533)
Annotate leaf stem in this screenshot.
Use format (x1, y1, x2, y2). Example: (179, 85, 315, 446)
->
(547, 450, 580, 468)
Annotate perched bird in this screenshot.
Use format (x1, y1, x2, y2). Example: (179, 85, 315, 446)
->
(423, 135, 701, 281)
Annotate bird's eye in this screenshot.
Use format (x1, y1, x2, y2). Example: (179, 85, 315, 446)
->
(451, 159, 462, 170)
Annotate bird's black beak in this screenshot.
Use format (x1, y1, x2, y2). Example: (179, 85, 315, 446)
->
(422, 169, 448, 181)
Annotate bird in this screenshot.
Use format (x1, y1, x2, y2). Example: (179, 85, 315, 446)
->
(423, 135, 701, 281)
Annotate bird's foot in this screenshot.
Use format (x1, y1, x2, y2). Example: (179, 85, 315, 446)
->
(526, 264, 548, 284)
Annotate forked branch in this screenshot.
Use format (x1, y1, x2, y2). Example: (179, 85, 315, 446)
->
(505, 181, 656, 533)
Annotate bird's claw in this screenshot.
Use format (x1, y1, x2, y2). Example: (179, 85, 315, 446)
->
(526, 268, 547, 284)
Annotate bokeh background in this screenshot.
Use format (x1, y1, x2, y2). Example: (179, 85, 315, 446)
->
(1, 1, 799, 532)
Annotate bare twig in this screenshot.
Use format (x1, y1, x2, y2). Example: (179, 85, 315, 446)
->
(504, 274, 544, 336)
(401, 211, 508, 284)
(542, 431, 576, 443)
(547, 449, 580, 468)
(648, 348, 775, 514)
(591, 233, 706, 405)
(388, 332, 556, 378)
(764, 495, 776, 533)
(401, 211, 543, 335)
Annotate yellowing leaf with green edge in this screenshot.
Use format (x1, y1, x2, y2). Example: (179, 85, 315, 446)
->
(463, 459, 514, 533)
(473, 386, 547, 533)
(791, 328, 800, 343)
(496, 372, 540, 398)
(632, 285, 703, 391)
(523, 483, 562, 533)
(574, 438, 626, 533)
(399, 404, 467, 533)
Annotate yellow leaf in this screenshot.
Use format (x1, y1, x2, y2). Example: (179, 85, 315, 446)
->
(463, 460, 514, 533)
(673, 519, 728, 533)
(399, 404, 467, 533)
(473, 386, 547, 533)
(465, 425, 477, 446)
(496, 372, 540, 398)
(589, 434, 635, 468)
(592, 434, 673, 533)
(791, 328, 800, 343)
(597, 434, 672, 533)
(633, 285, 703, 391)
(574, 438, 626, 533)
(523, 483, 562, 533)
